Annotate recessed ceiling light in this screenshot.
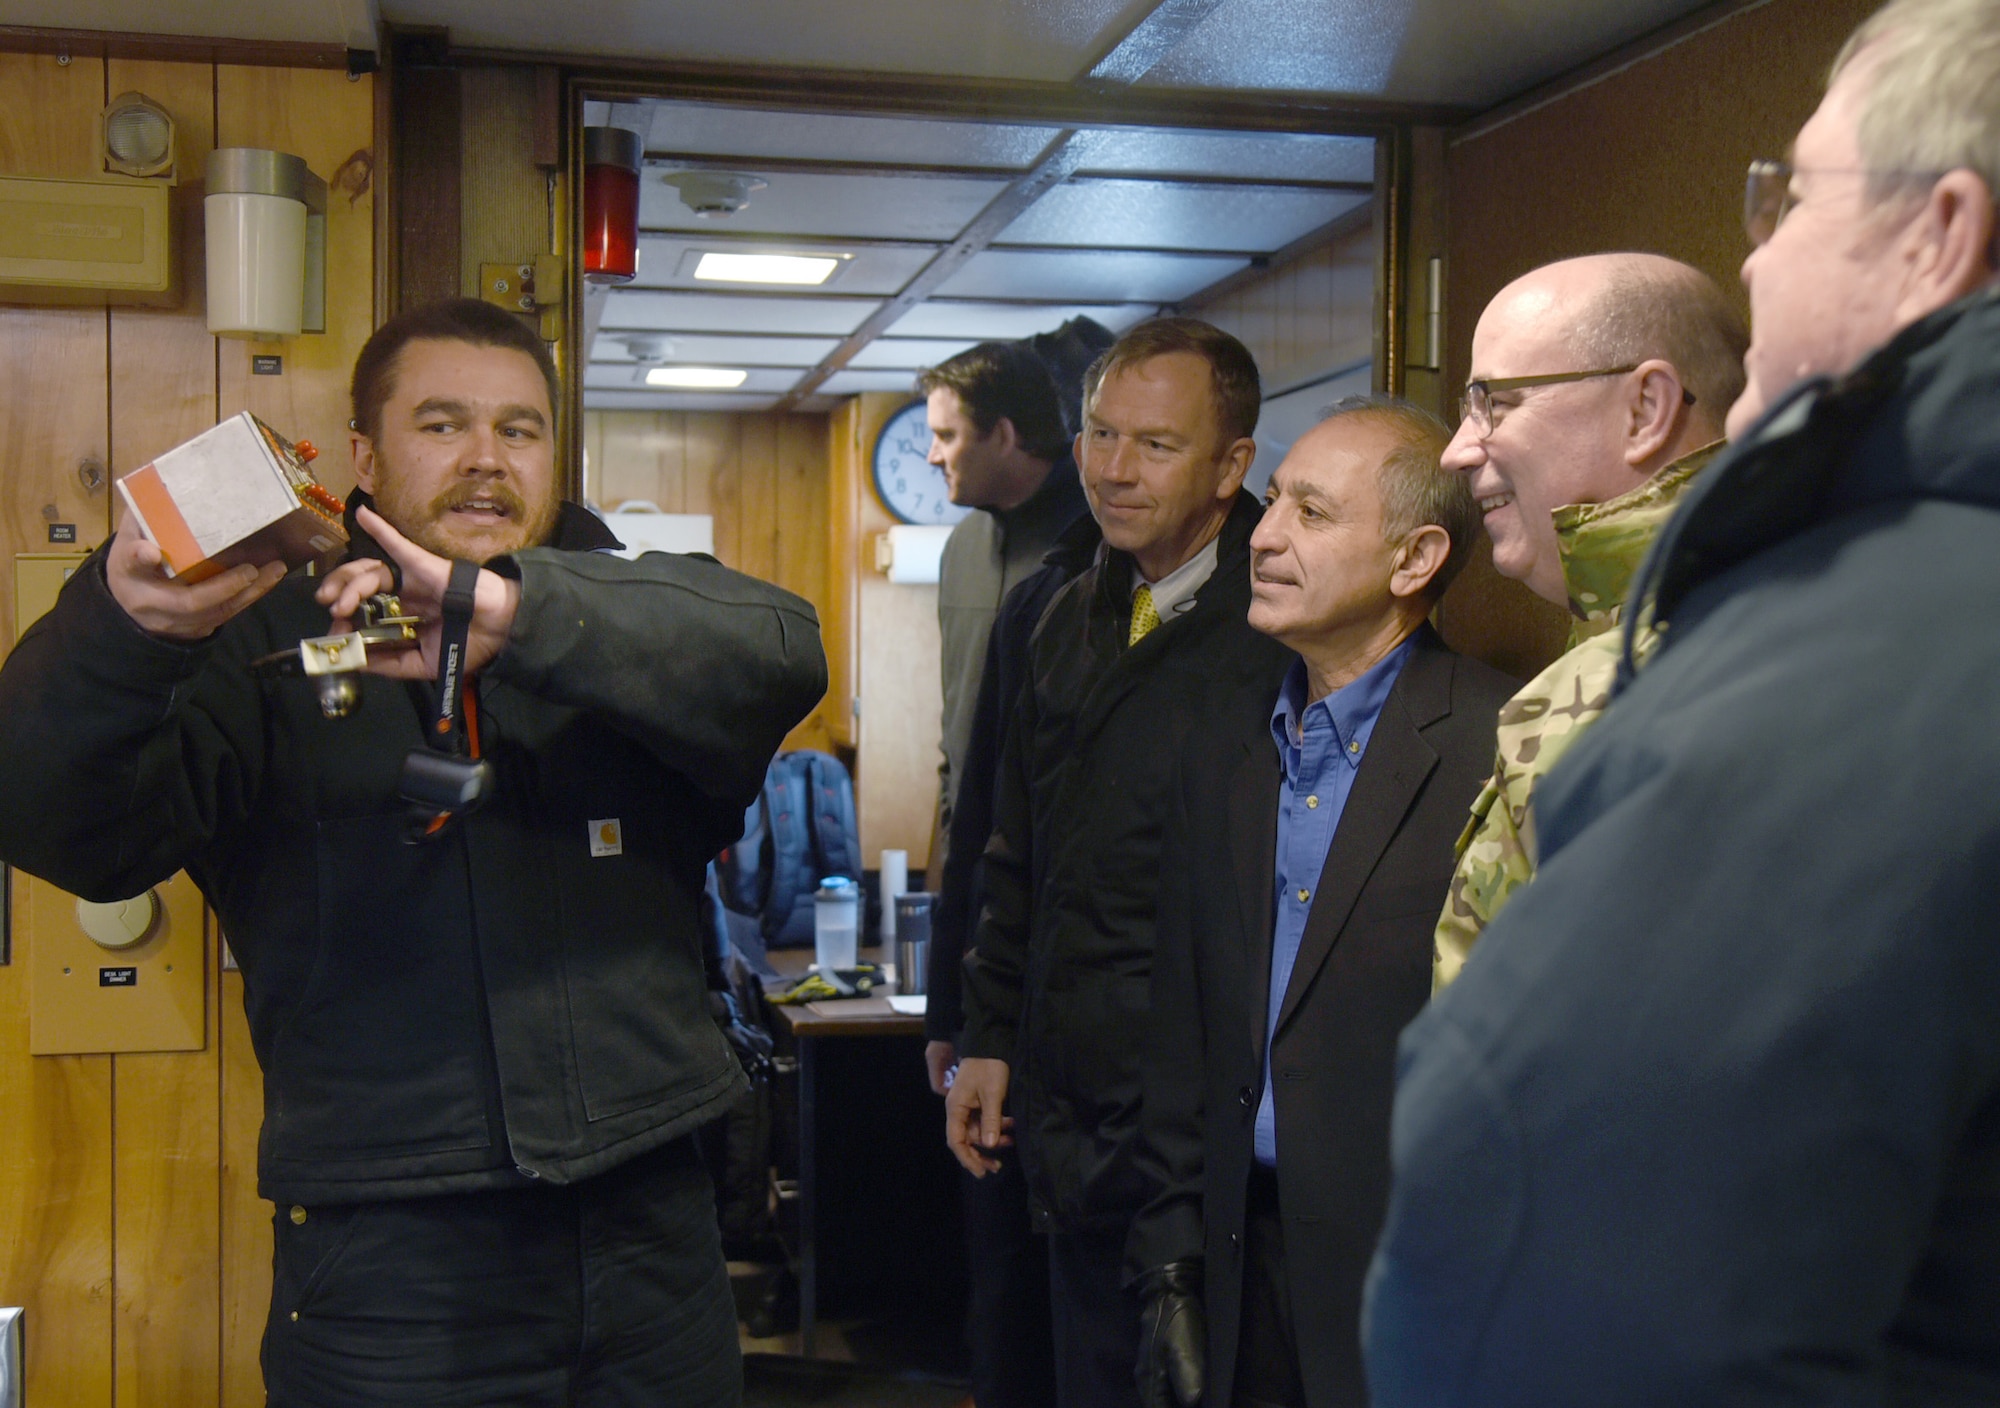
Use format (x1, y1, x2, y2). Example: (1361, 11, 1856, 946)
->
(694, 251, 843, 286)
(646, 366, 748, 389)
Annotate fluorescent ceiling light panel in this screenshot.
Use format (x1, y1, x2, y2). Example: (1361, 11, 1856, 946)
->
(646, 366, 749, 388)
(694, 251, 843, 285)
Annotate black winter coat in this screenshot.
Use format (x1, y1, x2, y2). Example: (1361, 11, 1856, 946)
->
(960, 491, 1291, 1233)
(926, 510, 1101, 1042)
(0, 501, 826, 1204)
(1368, 288, 2000, 1404)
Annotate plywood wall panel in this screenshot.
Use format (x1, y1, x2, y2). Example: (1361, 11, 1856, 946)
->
(0, 51, 102, 173)
(1443, 0, 1880, 399)
(738, 415, 781, 584)
(0, 54, 119, 1408)
(1195, 222, 1376, 395)
(108, 59, 218, 491)
(110, 943, 221, 1408)
(0, 52, 112, 647)
(826, 393, 938, 864)
(219, 967, 271, 1408)
(0, 1028, 115, 1408)
(103, 71, 228, 1406)
(586, 408, 838, 753)
(459, 67, 546, 300)
(215, 66, 375, 499)
(1, 56, 373, 1406)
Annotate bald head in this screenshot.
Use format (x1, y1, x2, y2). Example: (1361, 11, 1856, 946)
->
(1442, 254, 1747, 605)
(1489, 254, 1747, 436)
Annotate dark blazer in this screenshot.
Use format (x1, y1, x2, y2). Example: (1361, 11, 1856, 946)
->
(1128, 623, 1514, 1408)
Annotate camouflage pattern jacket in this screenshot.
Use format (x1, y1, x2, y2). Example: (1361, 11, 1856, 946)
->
(1432, 441, 1722, 988)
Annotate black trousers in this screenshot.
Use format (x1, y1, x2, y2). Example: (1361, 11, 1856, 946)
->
(1234, 1164, 1306, 1408)
(1047, 1225, 1143, 1408)
(962, 1156, 1056, 1408)
(262, 1136, 741, 1408)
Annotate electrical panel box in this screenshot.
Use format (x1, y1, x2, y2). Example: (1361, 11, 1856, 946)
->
(12, 553, 207, 1054)
(0, 173, 177, 307)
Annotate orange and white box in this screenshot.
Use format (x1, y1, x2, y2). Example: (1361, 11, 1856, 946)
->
(115, 412, 347, 582)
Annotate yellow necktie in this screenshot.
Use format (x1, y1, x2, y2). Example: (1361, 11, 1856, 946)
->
(1129, 584, 1161, 645)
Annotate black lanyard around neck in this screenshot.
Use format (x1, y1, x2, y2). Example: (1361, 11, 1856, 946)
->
(425, 558, 482, 755)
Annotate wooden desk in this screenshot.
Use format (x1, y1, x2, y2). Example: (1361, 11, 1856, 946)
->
(761, 945, 926, 1356)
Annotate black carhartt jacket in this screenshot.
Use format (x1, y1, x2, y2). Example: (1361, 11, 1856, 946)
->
(0, 499, 825, 1205)
(960, 491, 1291, 1233)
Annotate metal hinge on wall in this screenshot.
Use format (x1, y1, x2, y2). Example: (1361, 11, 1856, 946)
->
(478, 255, 565, 342)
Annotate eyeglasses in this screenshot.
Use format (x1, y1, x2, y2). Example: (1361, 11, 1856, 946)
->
(1745, 160, 1804, 245)
(1744, 158, 1947, 245)
(1458, 366, 1695, 437)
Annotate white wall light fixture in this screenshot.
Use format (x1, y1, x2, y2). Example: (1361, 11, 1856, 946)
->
(205, 148, 327, 339)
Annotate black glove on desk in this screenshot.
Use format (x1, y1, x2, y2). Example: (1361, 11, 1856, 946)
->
(1135, 1259, 1205, 1408)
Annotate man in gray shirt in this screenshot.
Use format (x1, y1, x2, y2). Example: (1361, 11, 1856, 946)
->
(919, 339, 1090, 1408)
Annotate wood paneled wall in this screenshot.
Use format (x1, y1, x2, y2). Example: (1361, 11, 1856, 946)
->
(1445, 0, 1880, 395)
(1425, 0, 1882, 681)
(1191, 218, 1377, 396)
(831, 394, 940, 868)
(0, 54, 374, 1405)
(584, 409, 840, 754)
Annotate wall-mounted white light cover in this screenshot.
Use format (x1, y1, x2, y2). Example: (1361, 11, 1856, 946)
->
(645, 366, 748, 388)
(693, 251, 843, 285)
(204, 148, 326, 339)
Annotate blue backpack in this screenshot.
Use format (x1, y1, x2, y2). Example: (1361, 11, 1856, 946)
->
(719, 750, 862, 947)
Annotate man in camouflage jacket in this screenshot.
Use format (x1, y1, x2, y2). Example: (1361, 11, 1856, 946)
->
(1432, 254, 1744, 986)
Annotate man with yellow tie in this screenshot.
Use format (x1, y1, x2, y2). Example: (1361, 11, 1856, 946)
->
(946, 317, 1291, 1408)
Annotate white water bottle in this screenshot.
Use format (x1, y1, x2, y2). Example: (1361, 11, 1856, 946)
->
(813, 877, 859, 972)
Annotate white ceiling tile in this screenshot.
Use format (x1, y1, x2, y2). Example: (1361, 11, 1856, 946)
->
(391, 0, 1157, 82)
(1137, 0, 1716, 107)
(820, 370, 931, 395)
(640, 100, 1059, 170)
(640, 168, 1008, 241)
(590, 333, 840, 367)
(935, 249, 1247, 304)
(998, 180, 1367, 253)
(600, 291, 881, 337)
(1079, 130, 1375, 185)
(891, 302, 1160, 339)
(849, 338, 984, 370)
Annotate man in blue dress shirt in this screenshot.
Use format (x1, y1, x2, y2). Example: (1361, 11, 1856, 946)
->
(1126, 397, 1516, 1408)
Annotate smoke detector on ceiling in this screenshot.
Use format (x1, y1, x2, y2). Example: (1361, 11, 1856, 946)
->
(662, 171, 768, 219)
(622, 335, 673, 364)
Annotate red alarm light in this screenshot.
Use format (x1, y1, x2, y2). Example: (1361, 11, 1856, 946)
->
(582, 126, 642, 285)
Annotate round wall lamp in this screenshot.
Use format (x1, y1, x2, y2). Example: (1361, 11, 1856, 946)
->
(101, 91, 176, 180)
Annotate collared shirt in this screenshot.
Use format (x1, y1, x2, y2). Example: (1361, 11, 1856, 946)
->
(1254, 633, 1415, 1166)
(1133, 533, 1220, 622)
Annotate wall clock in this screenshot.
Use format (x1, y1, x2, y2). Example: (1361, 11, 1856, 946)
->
(872, 398, 972, 527)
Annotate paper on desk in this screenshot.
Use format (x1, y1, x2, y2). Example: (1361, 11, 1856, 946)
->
(888, 994, 927, 1015)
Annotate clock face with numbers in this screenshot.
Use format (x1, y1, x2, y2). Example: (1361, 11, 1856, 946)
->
(872, 399, 972, 527)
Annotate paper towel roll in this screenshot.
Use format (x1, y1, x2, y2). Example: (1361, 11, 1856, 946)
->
(879, 849, 908, 938)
